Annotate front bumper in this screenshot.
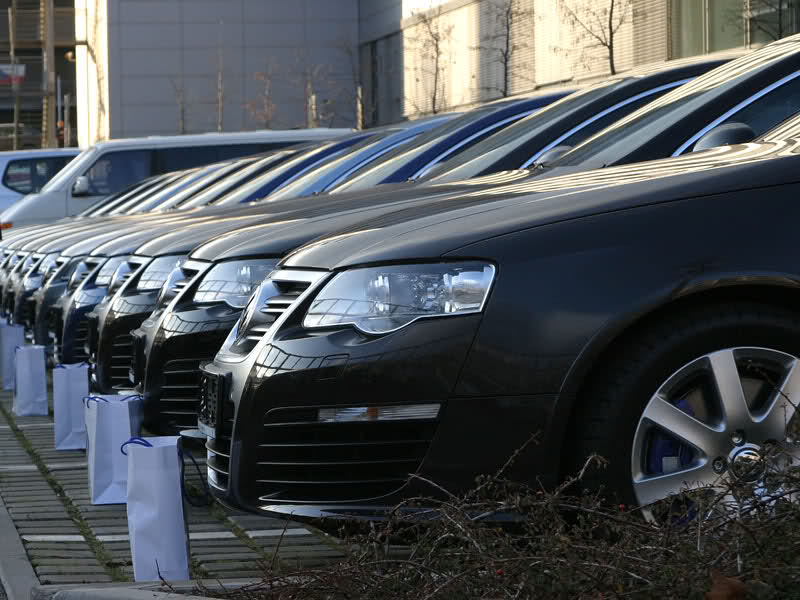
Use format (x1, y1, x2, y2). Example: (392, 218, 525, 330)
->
(54, 286, 107, 364)
(197, 313, 553, 516)
(91, 291, 157, 393)
(138, 301, 243, 433)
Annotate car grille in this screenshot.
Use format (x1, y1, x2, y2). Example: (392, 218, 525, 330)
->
(48, 307, 63, 362)
(199, 370, 234, 491)
(107, 333, 134, 389)
(160, 358, 204, 431)
(71, 314, 90, 362)
(229, 273, 316, 356)
(23, 297, 35, 329)
(254, 408, 438, 503)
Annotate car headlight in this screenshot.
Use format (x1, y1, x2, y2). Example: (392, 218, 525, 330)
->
(137, 255, 186, 291)
(191, 259, 277, 308)
(24, 252, 59, 291)
(94, 255, 130, 287)
(303, 262, 496, 335)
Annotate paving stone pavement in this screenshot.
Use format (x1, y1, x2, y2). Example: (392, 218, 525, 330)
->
(0, 389, 345, 592)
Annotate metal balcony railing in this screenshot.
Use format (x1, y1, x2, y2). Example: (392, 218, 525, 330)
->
(0, 7, 76, 47)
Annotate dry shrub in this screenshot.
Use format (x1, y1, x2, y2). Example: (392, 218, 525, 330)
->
(196, 440, 800, 599)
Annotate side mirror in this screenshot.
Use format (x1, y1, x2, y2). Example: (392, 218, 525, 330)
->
(72, 176, 89, 197)
(692, 122, 755, 152)
(534, 145, 572, 166)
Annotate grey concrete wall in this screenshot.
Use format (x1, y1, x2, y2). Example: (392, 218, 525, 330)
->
(104, 0, 358, 139)
(359, 0, 402, 44)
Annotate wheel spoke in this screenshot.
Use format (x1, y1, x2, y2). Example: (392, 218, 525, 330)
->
(760, 359, 800, 441)
(709, 349, 751, 429)
(643, 395, 723, 455)
(633, 463, 718, 507)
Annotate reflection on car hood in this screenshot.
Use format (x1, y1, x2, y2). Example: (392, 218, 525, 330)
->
(187, 179, 518, 261)
(281, 140, 800, 270)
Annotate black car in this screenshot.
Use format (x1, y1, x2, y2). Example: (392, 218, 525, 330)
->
(420, 36, 800, 184)
(124, 183, 497, 431)
(195, 120, 800, 520)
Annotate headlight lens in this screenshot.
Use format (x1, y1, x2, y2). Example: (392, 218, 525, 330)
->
(192, 259, 277, 308)
(137, 255, 186, 291)
(95, 255, 130, 287)
(303, 262, 495, 334)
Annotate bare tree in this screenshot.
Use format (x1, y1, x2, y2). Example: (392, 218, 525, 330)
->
(474, 0, 535, 98)
(336, 36, 371, 129)
(216, 20, 225, 131)
(290, 49, 336, 128)
(730, 0, 800, 43)
(407, 4, 454, 115)
(558, 0, 632, 75)
(169, 77, 186, 134)
(246, 61, 278, 129)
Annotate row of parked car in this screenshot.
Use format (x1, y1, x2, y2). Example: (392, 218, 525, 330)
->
(2, 35, 800, 523)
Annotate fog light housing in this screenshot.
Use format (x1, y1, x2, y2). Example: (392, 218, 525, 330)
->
(317, 403, 440, 422)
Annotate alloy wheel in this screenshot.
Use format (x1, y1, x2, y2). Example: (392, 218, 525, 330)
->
(631, 347, 800, 508)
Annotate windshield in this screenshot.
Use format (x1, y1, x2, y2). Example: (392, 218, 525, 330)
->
(108, 167, 205, 215)
(82, 175, 167, 217)
(420, 83, 628, 183)
(329, 102, 522, 193)
(144, 159, 255, 212)
(96, 172, 185, 216)
(211, 136, 368, 206)
(553, 39, 798, 168)
(40, 147, 95, 192)
(175, 150, 297, 210)
(266, 129, 415, 201)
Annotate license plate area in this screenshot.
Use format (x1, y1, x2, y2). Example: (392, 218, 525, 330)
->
(198, 369, 228, 439)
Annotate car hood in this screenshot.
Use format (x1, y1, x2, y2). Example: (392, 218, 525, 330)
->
(281, 140, 800, 270)
(187, 179, 521, 261)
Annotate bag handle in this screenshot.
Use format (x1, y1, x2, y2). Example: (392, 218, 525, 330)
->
(55, 362, 89, 369)
(83, 395, 109, 407)
(120, 436, 152, 456)
(119, 394, 142, 402)
(178, 438, 212, 507)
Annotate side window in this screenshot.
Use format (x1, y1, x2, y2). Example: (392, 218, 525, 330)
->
(718, 75, 800, 136)
(215, 142, 294, 159)
(154, 146, 217, 172)
(82, 150, 153, 196)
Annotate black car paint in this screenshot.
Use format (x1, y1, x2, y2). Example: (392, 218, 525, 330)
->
(199, 139, 800, 516)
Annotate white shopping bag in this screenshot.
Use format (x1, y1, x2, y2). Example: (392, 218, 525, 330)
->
(125, 436, 190, 582)
(53, 363, 90, 450)
(13, 345, 47, 416)
(85, 394, 143, 504)
(1, 324, 24, 391)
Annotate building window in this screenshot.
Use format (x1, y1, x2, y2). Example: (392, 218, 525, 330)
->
(747, 0, 800, 45)
(671, 0, 745, 58)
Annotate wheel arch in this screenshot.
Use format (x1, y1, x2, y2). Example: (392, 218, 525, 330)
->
(553, 278, 800, 477)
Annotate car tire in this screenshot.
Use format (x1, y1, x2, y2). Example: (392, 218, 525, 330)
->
(568, 301, 800, 507)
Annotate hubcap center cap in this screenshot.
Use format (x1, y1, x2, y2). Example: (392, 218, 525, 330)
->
(728, 443, 765, 483)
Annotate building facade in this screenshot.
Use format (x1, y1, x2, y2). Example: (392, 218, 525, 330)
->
(75, 0, 359, 146)
(360, 0, 799, 126)
(3, 0, 796, 146)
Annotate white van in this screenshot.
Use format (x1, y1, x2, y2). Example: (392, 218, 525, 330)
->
(0, 148, 80, 212)
(0, 129, 349, 229)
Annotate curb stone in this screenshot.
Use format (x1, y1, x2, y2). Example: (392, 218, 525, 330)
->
(32, 579, 264, 600)
(0, 478, 39, 600)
